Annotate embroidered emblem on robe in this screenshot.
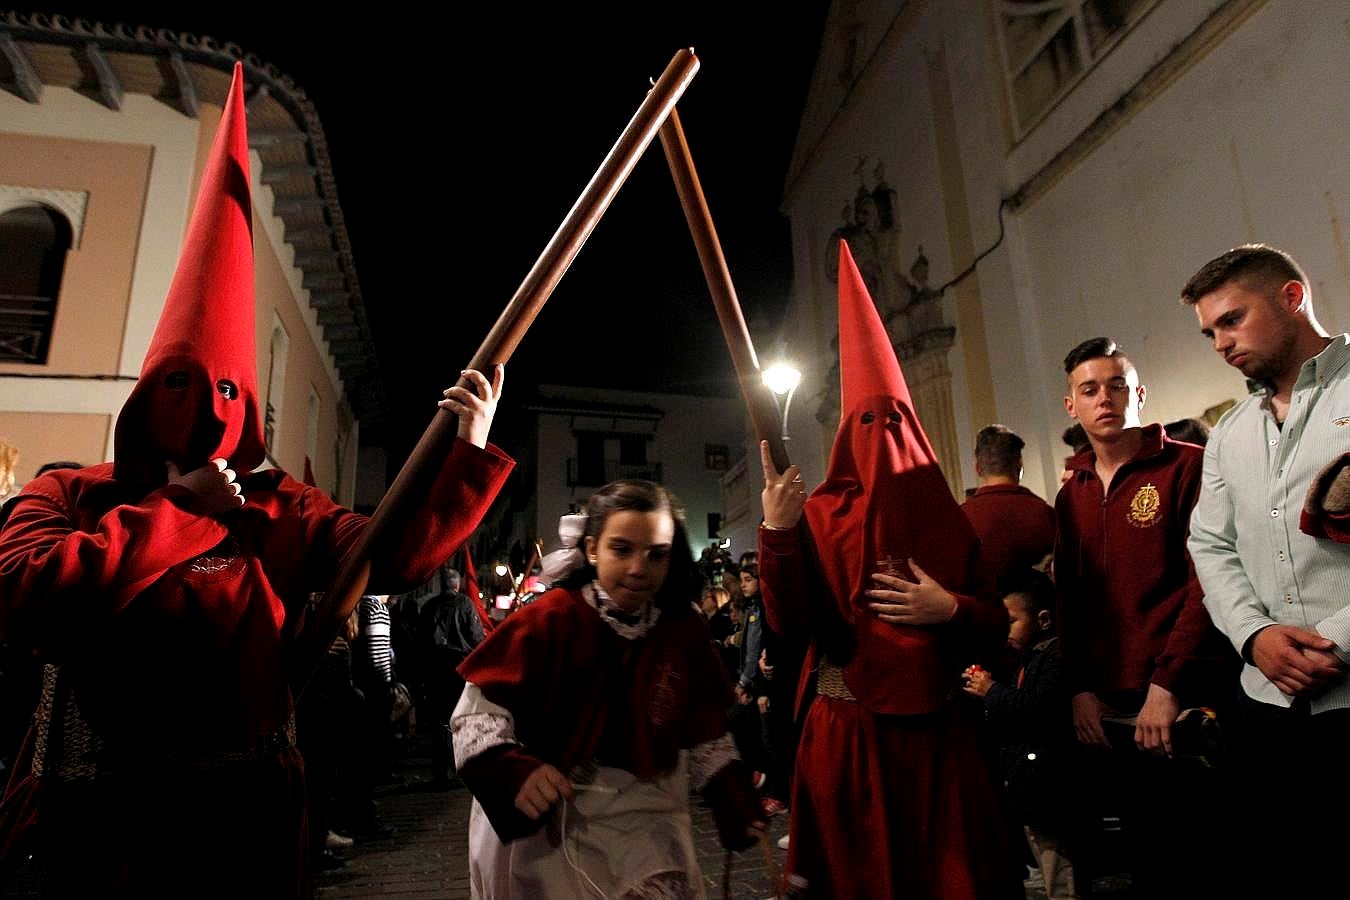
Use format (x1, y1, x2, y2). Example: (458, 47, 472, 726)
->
(1127, 483, 1161, 528)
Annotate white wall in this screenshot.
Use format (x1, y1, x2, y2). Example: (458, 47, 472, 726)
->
(531, 385, 748, 561)
(782, 0, 1350, 501)
(1013, 0, 1350, 487)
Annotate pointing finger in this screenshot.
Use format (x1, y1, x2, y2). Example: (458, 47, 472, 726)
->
(759, 440, 777, 479)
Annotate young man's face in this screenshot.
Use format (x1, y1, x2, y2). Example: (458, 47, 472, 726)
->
(1064, 356, 1144, 443)
(1193, 278, 1303, 384)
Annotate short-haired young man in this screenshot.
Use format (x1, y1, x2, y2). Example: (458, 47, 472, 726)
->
(961, 425, 1056, 589)
(1182, 244, 1350, 897)
(1055, 337, 1234, 898)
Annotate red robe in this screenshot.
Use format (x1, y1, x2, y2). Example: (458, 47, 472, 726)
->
(761, 240, 1021, 898)
(0, 438, 512, 897)
(761, 524, 1020, 900)
(457, 587, 759, 850)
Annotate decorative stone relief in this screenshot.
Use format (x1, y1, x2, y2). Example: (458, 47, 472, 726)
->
(0, 185, 90, 248)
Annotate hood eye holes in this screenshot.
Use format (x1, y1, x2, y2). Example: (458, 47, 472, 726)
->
(887, 411, 902, 423)
(164, 371, 189, 390)
(860, 411, 876, 424)
(216, 380, 239, 401)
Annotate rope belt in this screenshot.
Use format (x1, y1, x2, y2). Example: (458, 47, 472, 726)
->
(815, 660, 858, 702)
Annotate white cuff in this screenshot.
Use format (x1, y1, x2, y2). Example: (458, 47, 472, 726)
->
(451, 682, 518, 768)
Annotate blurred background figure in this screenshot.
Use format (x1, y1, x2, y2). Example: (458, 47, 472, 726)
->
(417, 565, 485, 789)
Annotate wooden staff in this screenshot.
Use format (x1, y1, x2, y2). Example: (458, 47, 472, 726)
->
(289, 49, 702, 693)
(657, 107, 791, 474)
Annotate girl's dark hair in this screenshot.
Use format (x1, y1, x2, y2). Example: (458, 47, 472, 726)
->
(739, 562, 759, 581)
(559, 479, 702, 612)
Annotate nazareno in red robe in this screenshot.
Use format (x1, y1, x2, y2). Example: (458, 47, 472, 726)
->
(758, 241, 1021, 899)
(0, 438, 512, 897)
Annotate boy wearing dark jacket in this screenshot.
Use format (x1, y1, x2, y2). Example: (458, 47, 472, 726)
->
(965, 570, 1083, 900)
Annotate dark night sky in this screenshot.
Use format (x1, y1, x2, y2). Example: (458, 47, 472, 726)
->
(55, 3, 832, 463)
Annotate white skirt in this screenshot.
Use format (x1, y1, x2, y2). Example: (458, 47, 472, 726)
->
(468, 755, 705, 900)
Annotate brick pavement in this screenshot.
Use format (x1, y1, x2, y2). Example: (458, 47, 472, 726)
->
(0, 726, 1113, 899)
(318, 733, 792, 899)
(316, 732, 1126, 898)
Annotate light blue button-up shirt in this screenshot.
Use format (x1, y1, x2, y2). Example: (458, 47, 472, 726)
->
(1189, 334, 1350, 712)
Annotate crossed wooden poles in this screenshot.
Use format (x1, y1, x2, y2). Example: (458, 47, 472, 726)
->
(289, 48, 792, 693)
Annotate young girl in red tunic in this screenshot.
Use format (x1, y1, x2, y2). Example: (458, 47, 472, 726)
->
(453, 480, 763, 898)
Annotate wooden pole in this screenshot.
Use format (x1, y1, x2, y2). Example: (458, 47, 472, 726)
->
(290, 49, 702, 692)
(658, 107, 791, 474)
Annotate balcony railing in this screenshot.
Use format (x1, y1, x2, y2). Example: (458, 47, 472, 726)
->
(0, 293, 55, 363)
(566, 458, 663, 488)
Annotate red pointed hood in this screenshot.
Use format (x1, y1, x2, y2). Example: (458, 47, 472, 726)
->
(114, 62, 264, 482)
(803, 241, 980, 713)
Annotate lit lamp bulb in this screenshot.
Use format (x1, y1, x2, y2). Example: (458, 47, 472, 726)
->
(761, 363, 803, 442)
(494, 563, 508, 577)
(761, 364, 802, 396)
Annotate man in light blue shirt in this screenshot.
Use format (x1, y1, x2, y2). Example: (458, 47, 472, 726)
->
(1184, 244, 1350, 897)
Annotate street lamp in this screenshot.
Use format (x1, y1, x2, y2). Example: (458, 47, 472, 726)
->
(761, 363, 802, 442)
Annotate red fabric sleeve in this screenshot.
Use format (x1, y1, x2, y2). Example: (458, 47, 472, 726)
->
(373, 440, 513, 587)
(684, 616, 736, 744)
(299, 438, 513, 595)
(0, 480, 227, 647)
(758, 523, 817, 642)
(455, 592, 580, 843)
(456, 744, 551, 844)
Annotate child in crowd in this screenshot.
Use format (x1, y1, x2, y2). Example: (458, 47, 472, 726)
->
(964, 569, 1084, 900)
(452, 480, 763, 898)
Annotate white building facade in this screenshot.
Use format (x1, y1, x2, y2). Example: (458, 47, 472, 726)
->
(775, 0, 1350, 500)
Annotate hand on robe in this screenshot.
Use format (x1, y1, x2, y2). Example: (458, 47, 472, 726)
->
(167, 457, 243, 515)
(513, 763, 573, 820)
(865, 559, 957, 626)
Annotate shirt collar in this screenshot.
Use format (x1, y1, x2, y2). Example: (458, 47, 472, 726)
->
(1253, 334, 1350, 398)
(1302, 334, 1350, 388)
(972, 483, 1026, 496)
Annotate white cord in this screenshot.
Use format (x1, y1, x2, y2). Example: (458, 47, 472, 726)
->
(560, 798, 609, 900)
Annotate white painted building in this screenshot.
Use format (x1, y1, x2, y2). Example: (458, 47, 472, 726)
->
(0, 18, 382, 504)
(509, 384, 751, 568)
(772, 0, 1350, 502)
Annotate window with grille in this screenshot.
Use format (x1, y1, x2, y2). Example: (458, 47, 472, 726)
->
(994, 0, 1159, 137)
(0, 205, 72, 364)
